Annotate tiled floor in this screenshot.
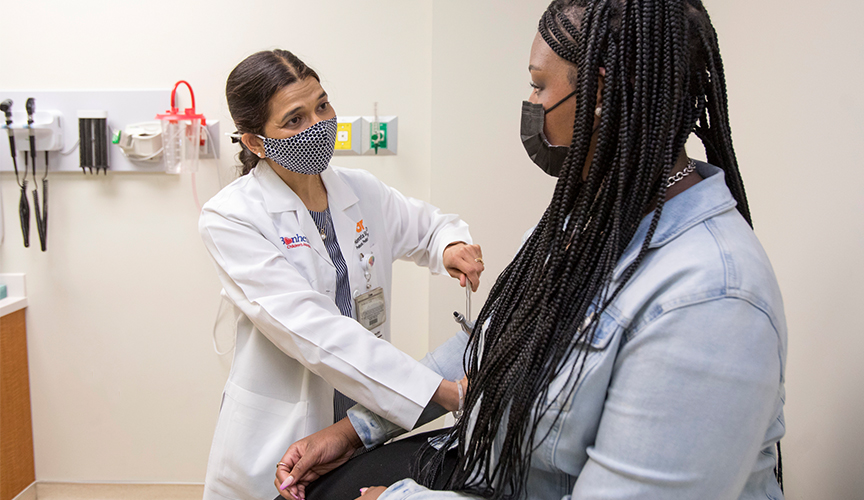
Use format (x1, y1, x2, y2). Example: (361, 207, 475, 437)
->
(31, 483, 204, 500)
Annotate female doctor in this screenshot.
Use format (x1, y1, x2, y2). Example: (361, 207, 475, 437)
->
(198, 49, 483, 500)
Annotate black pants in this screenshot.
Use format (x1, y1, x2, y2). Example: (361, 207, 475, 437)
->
(276, 428, 458, 500)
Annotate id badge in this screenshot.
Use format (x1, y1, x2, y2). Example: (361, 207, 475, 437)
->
(355, 287, 386, 335)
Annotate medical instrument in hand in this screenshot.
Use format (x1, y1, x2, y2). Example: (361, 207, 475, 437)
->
(27, 99, 48, 251)
(2, 99, 30, 247)
(453, 282, 475, 334)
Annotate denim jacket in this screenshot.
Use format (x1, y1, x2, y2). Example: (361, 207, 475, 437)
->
(348, 163, 787, 500)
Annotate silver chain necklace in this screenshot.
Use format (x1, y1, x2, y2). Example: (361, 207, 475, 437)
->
(666, 158, 696, 188)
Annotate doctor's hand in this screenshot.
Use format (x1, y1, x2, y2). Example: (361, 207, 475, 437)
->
(275, 417, 362, 500)
(443, 242, 484, 292)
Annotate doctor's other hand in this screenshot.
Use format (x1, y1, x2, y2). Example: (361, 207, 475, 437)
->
(443, 242, 484, 292)
(356, 486, 388, 499)
(431, 376, 469, 412)
(275, 417, 362, 499)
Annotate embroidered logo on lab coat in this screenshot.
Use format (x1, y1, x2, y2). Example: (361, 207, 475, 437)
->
(356, 220, 365, 233)
(281, 234, 311, 250)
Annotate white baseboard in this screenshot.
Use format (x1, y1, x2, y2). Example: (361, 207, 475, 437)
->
(11, 482, 36, 500)
(32, 482, 204, 500)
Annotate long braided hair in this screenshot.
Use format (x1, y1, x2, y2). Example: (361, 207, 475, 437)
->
(415, 1, 751, 498)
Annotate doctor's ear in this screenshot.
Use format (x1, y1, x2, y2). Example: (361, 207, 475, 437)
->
(241, 133, 266, 158)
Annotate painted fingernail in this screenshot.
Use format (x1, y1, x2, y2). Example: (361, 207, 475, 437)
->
(360, 488, 368, 495)
(280, 476, 293, 490)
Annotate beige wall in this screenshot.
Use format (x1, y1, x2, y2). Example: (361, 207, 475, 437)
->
(1, 1, 862, 498)
(428, 1, 864, 499)
(428, 0, 557, 348)
(0, 0, 435, 483)
(708, 2, 864, 498)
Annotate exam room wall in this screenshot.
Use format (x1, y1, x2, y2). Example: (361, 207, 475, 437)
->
(0, 1, 434, 483)
(427, 1, 864, 499)
(1, 0, 861, 495)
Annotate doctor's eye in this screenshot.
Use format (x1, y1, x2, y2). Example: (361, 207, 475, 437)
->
(529, 81, 541, 91)
(318, 101, 331, 111)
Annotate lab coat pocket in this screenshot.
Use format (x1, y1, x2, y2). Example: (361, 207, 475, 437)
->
(279, 243, 321, 285)
(214, 381, 309, 493)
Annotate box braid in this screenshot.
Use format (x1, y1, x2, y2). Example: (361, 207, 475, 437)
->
(414, 1, 756, 498)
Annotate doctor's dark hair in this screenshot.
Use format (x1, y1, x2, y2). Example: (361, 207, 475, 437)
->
(415, 1, 756, 498)
(225, 49, 320, 176)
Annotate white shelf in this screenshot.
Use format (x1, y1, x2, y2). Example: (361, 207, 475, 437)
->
(0, 273, 27, 317)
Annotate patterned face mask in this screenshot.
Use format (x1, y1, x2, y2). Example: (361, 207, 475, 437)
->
(257, 117, 337, 175)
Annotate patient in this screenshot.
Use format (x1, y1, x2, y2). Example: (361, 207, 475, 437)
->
(277, 0, 787, 498)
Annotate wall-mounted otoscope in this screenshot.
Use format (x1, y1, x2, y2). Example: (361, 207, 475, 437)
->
(1, 99, 16, 165)
(26, 98, 48, 251)
(2, 99, 30, 247)
(26, 98, 36, 168)
(1, 99, 18, 179)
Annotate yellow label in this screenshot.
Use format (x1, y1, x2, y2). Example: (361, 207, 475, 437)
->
(335, 122, 352, 150)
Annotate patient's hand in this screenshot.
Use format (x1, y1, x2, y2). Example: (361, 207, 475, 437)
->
(275, 417, 363, 499)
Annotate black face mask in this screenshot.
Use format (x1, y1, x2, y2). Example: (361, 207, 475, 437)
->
(520, 89, 577, 177)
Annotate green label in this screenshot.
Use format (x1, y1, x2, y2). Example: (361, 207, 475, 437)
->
(370, 122, 388, 153)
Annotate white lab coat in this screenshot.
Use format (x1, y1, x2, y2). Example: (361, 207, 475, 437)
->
(199, 161, 472, 500)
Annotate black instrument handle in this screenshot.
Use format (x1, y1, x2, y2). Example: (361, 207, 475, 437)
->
(41, 178, 48, 250)
(32, 184, 47, 252)
(6, 131, 15, 155)
(19, 181, 30, 248)
(32, 188, 43, 245)
(29, 134, 37, 175)
(78, 118, 87, 173)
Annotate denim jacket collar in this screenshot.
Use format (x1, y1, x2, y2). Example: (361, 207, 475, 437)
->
(613, 162, 738, 281)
